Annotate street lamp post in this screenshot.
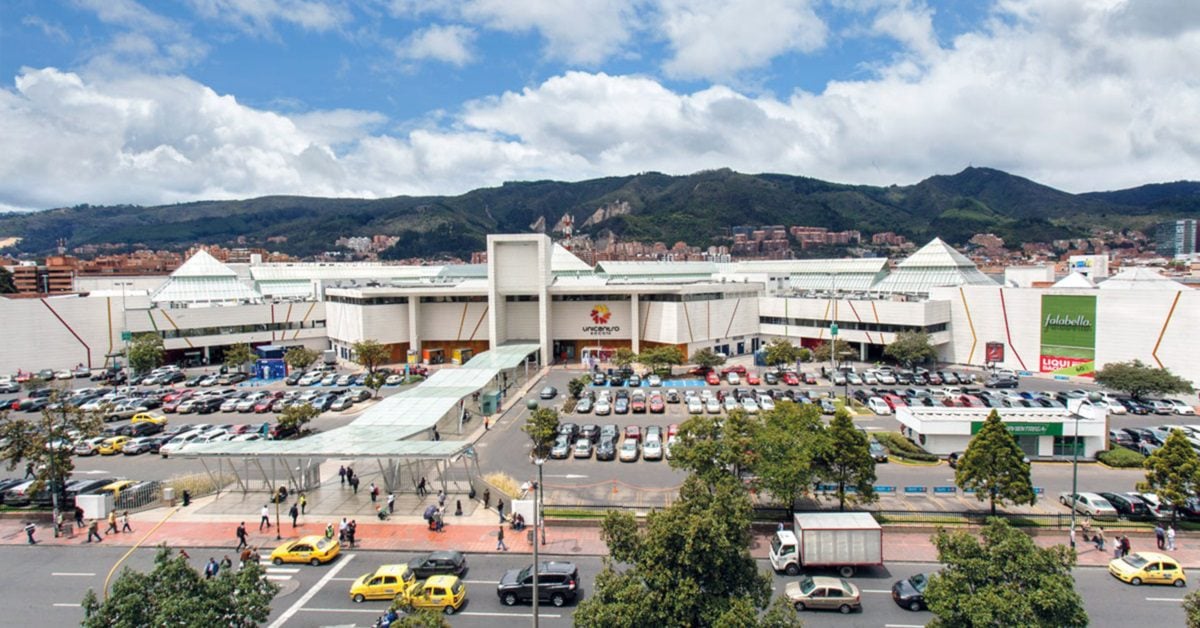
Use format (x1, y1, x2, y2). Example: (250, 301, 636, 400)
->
(532, 456, 544, 628)
(1067, 393, 1100, 550)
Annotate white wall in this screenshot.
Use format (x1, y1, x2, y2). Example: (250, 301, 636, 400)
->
(0, 294, 119, 372)
(421, 302, 489, 341)
(505, 301, 540, 341)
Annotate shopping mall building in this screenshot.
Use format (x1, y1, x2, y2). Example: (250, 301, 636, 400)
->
(2, 233, 1199, 386)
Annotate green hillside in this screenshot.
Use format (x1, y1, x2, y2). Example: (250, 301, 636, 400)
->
(0, 167, 1197, 259)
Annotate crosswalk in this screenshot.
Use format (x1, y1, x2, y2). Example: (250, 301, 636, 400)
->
(260, 560, 300, 581)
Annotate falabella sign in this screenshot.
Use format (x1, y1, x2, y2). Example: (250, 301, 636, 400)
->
(583, 304, 620, 336)
(1039, 295, 1096, 377)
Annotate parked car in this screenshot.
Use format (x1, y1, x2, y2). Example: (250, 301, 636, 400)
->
(868, 439, 888, 463)
(1098, 491, 1151, 518)
(550, 434, 571, 459)
(619, 437, 640, 462)
(984, 376, 1019, 389)
(497, 562, 579, 607)
(1060, 492, 1118, 518)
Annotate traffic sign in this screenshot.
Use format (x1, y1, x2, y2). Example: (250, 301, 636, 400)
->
(120, 331, 132, 342)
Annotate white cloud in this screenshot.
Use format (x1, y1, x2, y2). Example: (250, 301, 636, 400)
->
(396, 24, 477, 66)
(22, 16, 72, 43)
(3, 0, 1200, 211)
(186, 0, 353, 35)
(658, 0, 827, 80)
(74, 0, 209, 72)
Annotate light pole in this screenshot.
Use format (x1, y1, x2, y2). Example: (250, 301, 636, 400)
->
(117, 281, 132, 380)
(1066, 393, 1101, 549)
(531, 456, 544, 628)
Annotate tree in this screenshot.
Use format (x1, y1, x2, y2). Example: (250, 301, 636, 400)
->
(762, 338, 803, 371)
(637, 345, 684, 375)
(127, 332, 165, 374)
(82, 545, 278, 627)
(223, 343, 255, 373)
(753, 402, 824, 515)
(613, 348, 637, 371)
(1095, 359, 1194, 400)
(1142, 428, 1200, 524)
(567, 375, 591, 400)
(277, 403, 320, 435)
(0, 393, 102, 517)
(575, 475, 771, 627)
(924, 518, 1087, 627)
(523, 407, 560, 458)
(0, 266, 15, 294)
(351, 339, 391, 374)
(690, 347, 726, 371)
(669, 411, 760, 488)
(363, 372, 388, 399)
(811, 339, 854, 365)
(284, 346, 318, 371)
(954, 410, 1036, 515)
(818, 409, 878, 511)
(1184, 588, 1200, 628)
(884, 331, 938, 367)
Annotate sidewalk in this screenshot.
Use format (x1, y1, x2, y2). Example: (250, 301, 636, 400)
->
(5, 507, 1200, 569)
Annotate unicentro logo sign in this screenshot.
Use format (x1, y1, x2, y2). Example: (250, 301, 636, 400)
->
(590, 304, 612, 325)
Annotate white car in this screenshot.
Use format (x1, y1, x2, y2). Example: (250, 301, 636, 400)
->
(726, 372, 740, 385)
(687, 398, 704, 414)
(741, 398, 759, 414)
(723, 396, 740, 412)
(385, 374, 404, 386)
(594, 399, 612, 415)
(1097, 399, 1127, 415)
(665, 435, 677, 459)
(643, 439, 663, 460)
(298, 372, 322, 386)
(1167, 399, 1197, 415)
(231, 433, 261, 442)
(619, 438, 639, 462)
(759, 396, 775, 412)
(647, 374, 662, 387)
(1059, 492, 1117, 518)
(74, 437, 106, 456)
(867, 397, 892, 415)
(705, 398, 721, 414)
(861, 372, 878, 385)
(159, 430, 204, 457)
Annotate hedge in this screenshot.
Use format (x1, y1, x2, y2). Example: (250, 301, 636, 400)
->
(875, 432, 940, 462)
(1097, 447, 1145, 468)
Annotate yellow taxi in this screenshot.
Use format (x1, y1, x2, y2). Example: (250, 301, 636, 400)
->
(1109, 551, 1187, 587)
(397, 575, 467, 615)
(270, 536, 341, 566)
(349, 564, 417, 602)
(98, 436, 131, 455)
(131, 413, 167, 425)
(96, 480, 136, 499)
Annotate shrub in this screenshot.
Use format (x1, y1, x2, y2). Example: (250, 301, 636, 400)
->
(483, 472, 522, 498)
(875, 432, 940, 462)
(166, 472, 235, 498)
(1097, 447, 1145, 468)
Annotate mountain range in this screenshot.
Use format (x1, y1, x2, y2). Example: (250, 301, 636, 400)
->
(1, 167, 1197, 259)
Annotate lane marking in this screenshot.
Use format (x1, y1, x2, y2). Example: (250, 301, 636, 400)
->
(460, 612, 563, 618)
(861, 589, 892, 593)
(298, 609, 564, 618)
(267, 553, 356, 628)
(1147, 597, 1185, 602)
(265, 567, 301, 573)
(52, 572, 96, 577)
(329, 577, 357, 582)
(266, 575, 293, 581)
(300, 608, 379, 614)
(885, 624, 926, 628)
(53, 603, 82, 608)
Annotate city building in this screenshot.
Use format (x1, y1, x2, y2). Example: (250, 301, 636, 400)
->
(1156, 219, 1199, 257)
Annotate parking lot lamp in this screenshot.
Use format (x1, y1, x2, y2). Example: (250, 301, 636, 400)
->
(1067, 392, 1102, 549)
(531, 456, 544, 628)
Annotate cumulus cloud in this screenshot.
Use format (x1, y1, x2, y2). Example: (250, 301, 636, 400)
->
(186, 0, 353, 35)
(74, 0, 209, 72)
(2, 0, 1200, 211)
(395, 24, 477, 66)
(658, 0, 827, 80)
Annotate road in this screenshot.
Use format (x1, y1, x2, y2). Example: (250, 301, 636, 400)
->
(6, 545, 1186, 627)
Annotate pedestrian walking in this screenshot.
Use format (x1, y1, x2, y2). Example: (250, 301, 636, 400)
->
(1094, 527, 1105, 552)
(346, 466, 354, 485)
(1121, 535, 1132, 557)
(86, 520, 102, 543)
(121, 511, 132, 533)
(339, 465, 347, 486)
(387, 493, 395, 513)
(347, 520, 357, 548)
(437, 489, 446, 507)
(417, 477, 427, 497)
(236, 522, 248, 550)
(497, 500, 505, 523)
(298, 492, 307, 514)
(24, 522, 36, 545)
(324, 523, 335, 540)
(1168, 525, 1177, 551)
(455, 499, 463, 516)
(106, 511, 119, 534)
(259, 505, 271, 530)
(496, 525, 508, 551)
(483, 488, 490, 508)
(220, 555, 233, 571)
(370, 482, 378, 502)
(338, 518, 348, 542)
(54, 511, 65, 538)
(74, 506, 84, 528)
(351, 475, 360, 495)
(1155, 523, 1165, 550)
(25, 462, 35, 479)
(484, 417, 490, 431)
(205, 557, 219, 579)
(289, 502, 299, 527)
(1113, 537, 1122, 559)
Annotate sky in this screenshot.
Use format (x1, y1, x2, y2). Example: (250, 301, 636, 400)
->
(0, 0, 1198, 212)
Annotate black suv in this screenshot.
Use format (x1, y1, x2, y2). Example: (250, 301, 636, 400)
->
(497, 561, 580, 607)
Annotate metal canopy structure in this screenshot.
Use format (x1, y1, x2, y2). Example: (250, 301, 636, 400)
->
(180, 343, 540, 495)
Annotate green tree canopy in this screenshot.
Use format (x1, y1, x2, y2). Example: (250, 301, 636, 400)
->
(763, 338, 803, 370)
(82, 545, 278, 627)
(1095, 359, 1195, 400)
(574, 475, 772, 627)
(0, 393, 102, 513)
(883, 331, 938, 367)
(1184, 588, 1200, 628)
(0, 266, 15, 294)
(284, 346, 318, 371)
(954, 409, 1036, 515)
(523, 407, 560, 458)
(818, 409, 878, 511)
(277, 403, 320, 435)
(690, 348, 726, 370)
(1142, 428, 1200, 524)
(669, 411, 760, 488)
(638, 345, 685, 375)
(126, 332, 165, 374)
(811, 339, 854, 365)
(925, 518, 1088, 628)
(567, 375, 591, 400)
(753, 402, 825, 515)
(223, 343, 254, 372)
(613, 348, 637, 370)
(351, 339, 391, 373)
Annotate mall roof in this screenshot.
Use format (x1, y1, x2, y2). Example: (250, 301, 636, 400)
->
(151, 251, 262, 305)
(730, 258, 888, 275)
(595, 260, 718, 277)
(870, 238, 997, 295)
(551, 244, 593, 272)
(181, 343, 540, 458)
(1098, 267, 1189, 291)
(1053, 272, 1097, 289)
(249, 264, 439, 282)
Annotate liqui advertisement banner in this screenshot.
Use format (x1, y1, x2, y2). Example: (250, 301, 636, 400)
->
(1039, 295, 1097, 377)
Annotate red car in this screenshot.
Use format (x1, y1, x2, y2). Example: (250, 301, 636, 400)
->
(882, 394, 907, 410)
(254, 391, 283, 413)
(688, 366, 713, 376)
(667, 424, 679, 439)
(782, 371, 800, 386)
(706, 371, 721, 385)
(745, 372, 761, 385)
(649, 395, 665, 413)
(803, 372, 817, 385)
(625, 425, 641, 442)
(959, 394, 984, 408)
(162, 390, 194, 413)
(720, 364, 747, 376)
(630, 396, 647, 413)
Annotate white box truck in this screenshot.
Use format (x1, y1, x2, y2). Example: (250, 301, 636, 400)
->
(769, 512, 883, 577)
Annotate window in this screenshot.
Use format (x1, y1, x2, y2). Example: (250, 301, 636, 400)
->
(419, 296, 487, 303)
(1053, 436, 1083, 456)
(327, 295, 408, 305)
(759, 315, 947, 335)
(552, 294, 630, 301)
(505, 295, 538, 302)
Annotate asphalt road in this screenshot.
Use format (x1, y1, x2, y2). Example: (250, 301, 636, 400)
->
(6, 545, 1186, 627)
